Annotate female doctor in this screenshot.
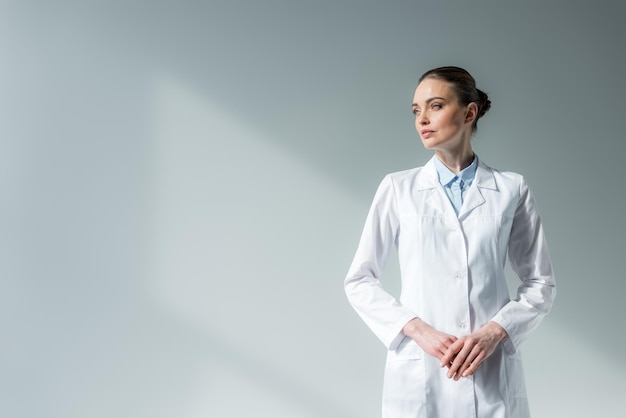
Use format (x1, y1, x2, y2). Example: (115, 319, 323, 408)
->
(344, 66, 555, 418)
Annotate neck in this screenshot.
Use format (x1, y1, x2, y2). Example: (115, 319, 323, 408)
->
(435, 146, 475, 174)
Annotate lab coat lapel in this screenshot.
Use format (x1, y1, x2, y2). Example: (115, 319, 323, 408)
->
(458, 160, 497, 219)
(415, 157, 456, 217)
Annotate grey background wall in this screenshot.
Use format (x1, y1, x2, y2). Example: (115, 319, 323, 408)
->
(2, 1, 625, 417)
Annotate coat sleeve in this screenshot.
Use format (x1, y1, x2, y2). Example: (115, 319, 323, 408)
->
(344, 174, 418, 350)
(491, 176, 556, 354)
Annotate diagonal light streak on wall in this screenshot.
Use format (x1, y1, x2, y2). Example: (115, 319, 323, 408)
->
(146, 75, 381, 417)
(146, 76, 625, 418)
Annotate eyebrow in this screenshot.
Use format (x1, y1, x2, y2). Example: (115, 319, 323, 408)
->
(412, 96, 447, 107)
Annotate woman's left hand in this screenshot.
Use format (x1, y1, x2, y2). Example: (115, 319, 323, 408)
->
(440, 321, 508, 381)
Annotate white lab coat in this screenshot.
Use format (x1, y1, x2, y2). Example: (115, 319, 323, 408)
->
(345, 157, 555, 418)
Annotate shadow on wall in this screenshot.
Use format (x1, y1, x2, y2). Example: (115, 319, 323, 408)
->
(145, 76, 625, 418)
(144, 75, 375, 417)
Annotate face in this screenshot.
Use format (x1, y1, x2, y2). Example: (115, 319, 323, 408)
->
(412, 78, 476, 152)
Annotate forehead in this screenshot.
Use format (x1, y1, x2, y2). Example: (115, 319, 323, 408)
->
(413, 78, 455, 104)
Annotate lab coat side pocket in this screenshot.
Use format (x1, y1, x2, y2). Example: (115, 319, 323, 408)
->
(503, 351, 527, 399)
(382, 338, 426, 417)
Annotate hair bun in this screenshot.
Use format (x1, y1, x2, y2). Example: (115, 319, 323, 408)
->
(477, 89, 491, 118)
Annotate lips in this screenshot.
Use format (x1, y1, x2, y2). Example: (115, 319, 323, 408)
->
(421, 130, 434, 138)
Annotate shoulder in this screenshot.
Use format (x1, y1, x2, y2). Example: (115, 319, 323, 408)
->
(378, 165, 434, 197)
(368, 165, 431, 205)
(478, 160, 528, 194)
(384, 158, 437, 188)
(385, 166, 425, 183)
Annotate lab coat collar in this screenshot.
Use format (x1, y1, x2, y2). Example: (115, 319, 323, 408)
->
(459, 158, 497, 218)
(416, 156, 497, 189)
(414, 157, 440, 190)
(473, 158, 497, 191)
(416, 155, 498, 218)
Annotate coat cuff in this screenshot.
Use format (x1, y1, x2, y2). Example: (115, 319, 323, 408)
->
(490, 317, 517, 355)
(386, 315, 419, 351)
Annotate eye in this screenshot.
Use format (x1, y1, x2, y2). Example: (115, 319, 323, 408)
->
(412, 108, 420, 116)
(431, 103, 442, 110)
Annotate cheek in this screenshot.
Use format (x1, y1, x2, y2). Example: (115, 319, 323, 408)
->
(439, 113, 462, 132)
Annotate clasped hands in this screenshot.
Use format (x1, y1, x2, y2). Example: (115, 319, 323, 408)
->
(402, 318, 508, 381)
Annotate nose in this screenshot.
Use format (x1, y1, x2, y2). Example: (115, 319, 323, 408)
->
(416, 111, 429, 125)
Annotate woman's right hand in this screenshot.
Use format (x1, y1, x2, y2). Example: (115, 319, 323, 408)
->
(402, 317, 458, 361)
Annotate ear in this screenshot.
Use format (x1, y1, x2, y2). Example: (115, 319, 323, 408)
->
(465, 102, 478, 125)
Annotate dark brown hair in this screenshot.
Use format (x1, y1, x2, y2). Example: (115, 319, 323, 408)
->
(419, 66, 491, 131)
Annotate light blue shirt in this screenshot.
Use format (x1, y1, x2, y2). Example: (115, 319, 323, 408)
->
(434, 155, 478, 216)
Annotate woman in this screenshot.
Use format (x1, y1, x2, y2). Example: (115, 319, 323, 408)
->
(344, 66, 555, 418)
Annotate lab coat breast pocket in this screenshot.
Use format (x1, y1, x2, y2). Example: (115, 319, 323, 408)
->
(382, 338, 426, 417)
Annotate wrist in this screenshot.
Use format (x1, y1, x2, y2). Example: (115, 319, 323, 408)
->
(402, 317, 423, 338)
(487, 321, 508, 341)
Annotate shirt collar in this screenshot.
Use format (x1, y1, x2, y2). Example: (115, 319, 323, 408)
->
(434, 154, 478, 187)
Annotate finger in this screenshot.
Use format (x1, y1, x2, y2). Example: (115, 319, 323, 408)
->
(440, 339, 463, 368)
(455, 345, 481, 380)
(437, 341, 456, 361)
(440, 335, 457, 350)
(445, 334, 459, 345)
(458, 344, 481, 374)
(447, 353, 465, 378)
(447, 343, 472, 379)
(462, 351, 486, 378)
